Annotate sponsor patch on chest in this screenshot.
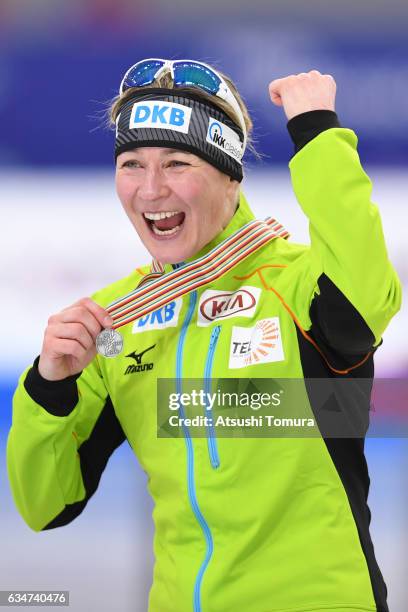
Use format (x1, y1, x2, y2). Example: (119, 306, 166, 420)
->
(229, 317, 284, 369)
(132, 298, 182, 333)
(197, 286, 261, 327)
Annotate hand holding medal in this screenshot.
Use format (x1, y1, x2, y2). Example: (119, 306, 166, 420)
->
(37, 297, 117, 381)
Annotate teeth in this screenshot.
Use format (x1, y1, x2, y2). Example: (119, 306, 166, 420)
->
(144, 211, 180, 220)
(152, 224, 182, 236)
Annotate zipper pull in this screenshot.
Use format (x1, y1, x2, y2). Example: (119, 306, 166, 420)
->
(209, 324, 221, 349)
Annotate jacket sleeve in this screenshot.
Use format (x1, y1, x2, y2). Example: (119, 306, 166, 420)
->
(287, 122, 402, 357)
(6, 350, 126, 532)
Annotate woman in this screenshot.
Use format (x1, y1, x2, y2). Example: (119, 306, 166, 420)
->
(7, 59, 401, 612)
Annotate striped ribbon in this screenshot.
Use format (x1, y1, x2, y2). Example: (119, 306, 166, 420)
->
(107, 217, 290, 330)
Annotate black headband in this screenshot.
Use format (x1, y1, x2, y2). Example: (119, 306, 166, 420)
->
(114, 88, 245, 182)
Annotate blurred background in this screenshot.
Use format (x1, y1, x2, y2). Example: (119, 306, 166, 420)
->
(1, 0, 407, 610)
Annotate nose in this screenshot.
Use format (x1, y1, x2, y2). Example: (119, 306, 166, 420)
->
(137, 166, 170, 202)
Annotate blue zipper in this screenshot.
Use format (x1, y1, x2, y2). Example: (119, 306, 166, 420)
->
(204, 325, 221, 469)
(174, 266, 214, 612)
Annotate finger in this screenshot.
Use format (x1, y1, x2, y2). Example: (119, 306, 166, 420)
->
(268, 77, 284, 95)
(58, 306, 105, 340)
(61, 297, 113, 327)
(268, 80, 284, 106)
(269, 75, 296, 105)
(323, 74, 336, 85)
(270, 94, 283, 107)
(47, 338, 91, 361)
(47, 322, 95, 352)
(48, 308, 101, 341)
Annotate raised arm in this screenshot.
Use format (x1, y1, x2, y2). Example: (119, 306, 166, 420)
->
(270, 70, 402, 359)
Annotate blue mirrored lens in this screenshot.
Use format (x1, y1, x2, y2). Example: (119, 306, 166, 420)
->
(122, 60, 165, 90)
(173, 62, 221, 94)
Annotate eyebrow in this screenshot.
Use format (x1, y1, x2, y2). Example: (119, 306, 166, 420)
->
(122, 149, 194, 158)
(164, 150, 193, 156)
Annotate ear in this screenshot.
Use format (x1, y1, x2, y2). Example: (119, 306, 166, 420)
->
(225, 180, 240, 215)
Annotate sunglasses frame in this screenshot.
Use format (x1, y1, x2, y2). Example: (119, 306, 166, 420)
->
(119, 58, 247, 149)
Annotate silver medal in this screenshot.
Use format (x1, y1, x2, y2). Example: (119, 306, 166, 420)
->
(96, 328, 123, 358)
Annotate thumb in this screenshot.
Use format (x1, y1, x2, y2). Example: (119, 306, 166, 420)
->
(270, 93, 283, 107)
(268, 80, 284, 107)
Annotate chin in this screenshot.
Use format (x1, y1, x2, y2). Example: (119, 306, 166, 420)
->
(137, 221, 198, 264)
(144, 241, 187, 264)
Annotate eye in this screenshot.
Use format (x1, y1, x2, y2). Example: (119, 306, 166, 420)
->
(120, 159, 190, 169)
(168, 160, 189, 167)
(121, 159, 140, 168)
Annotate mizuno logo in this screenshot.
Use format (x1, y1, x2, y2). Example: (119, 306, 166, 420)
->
(124, 345, 155, 375)
(126, 345, 155, 363)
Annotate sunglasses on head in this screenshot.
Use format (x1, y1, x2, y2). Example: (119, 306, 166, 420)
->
(119, 58, 247, 148)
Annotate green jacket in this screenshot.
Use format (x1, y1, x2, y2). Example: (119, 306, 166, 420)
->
(7, 127, 402, 612)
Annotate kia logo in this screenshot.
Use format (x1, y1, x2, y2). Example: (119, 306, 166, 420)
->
(200, 289, 256, 322)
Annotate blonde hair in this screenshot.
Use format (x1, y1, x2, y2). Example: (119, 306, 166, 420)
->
(107, 66, 261, 163)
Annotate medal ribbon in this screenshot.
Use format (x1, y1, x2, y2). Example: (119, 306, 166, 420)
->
(106, 217, 290, 330)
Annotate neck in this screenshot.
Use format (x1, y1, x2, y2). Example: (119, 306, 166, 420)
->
(153, 191, 256, 273)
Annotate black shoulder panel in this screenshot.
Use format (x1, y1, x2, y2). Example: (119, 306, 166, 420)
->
(309, 273, 378, 356)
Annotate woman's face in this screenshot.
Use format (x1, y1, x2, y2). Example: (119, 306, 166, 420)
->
(115, 147, 240, 264)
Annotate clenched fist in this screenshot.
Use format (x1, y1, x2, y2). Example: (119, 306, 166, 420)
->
(269, 69, 337, 121)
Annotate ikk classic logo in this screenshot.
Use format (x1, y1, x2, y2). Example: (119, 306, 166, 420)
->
(197, 286, 261, 327)
(229, 317, 284, 369)
(129, 101, 192, 133)
(206, 118, 243, 163)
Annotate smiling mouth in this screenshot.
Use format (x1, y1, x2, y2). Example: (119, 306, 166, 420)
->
(143, 211, 186, 237)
